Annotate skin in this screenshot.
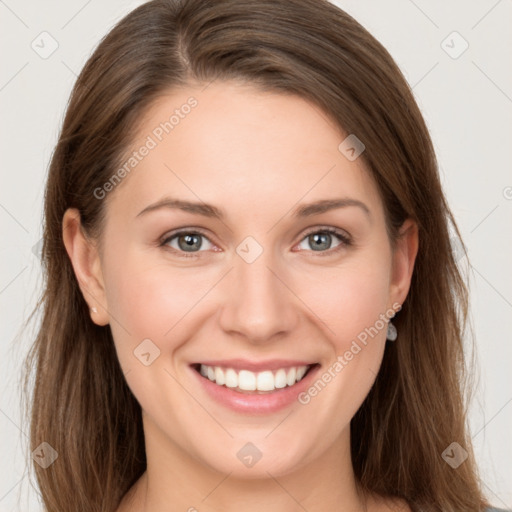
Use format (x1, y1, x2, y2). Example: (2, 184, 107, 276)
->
(63, 80, 418, 512)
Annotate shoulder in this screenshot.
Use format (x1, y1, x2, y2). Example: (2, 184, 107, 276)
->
(485, 508, 512, 512)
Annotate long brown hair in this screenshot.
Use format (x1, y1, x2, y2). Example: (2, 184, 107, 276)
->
(21, 0, 491, 510)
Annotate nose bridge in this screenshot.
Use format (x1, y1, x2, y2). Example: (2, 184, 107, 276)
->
(218, 240, 297, 342)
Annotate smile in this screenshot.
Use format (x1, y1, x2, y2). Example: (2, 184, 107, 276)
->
(194, 363, 315, 394)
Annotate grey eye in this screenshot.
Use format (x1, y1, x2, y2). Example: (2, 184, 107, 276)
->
(164, 232, 213, 252)
(297, 231, 344, 252)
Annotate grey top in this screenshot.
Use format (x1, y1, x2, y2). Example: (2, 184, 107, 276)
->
(486, 508, 512, 512)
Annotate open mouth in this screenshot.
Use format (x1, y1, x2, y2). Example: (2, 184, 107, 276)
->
(191, 362, 320, 395)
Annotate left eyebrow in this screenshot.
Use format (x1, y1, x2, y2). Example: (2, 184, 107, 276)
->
(293, 198, 371, 220)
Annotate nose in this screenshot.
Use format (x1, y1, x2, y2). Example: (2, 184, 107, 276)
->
(218, 247, 299, 345)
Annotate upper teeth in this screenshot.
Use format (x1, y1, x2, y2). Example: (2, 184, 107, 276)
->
(199, 364, 310, 391)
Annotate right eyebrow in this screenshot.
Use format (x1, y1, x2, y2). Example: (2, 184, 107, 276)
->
(136, 197, 225, 220)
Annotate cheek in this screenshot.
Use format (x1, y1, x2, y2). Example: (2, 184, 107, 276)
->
(103, 253, 218, 355)
(296, 258, 391, 346)
(296, 268, 390, 432)
(114, 272, 196, 332)
(102, 259, 212, 409)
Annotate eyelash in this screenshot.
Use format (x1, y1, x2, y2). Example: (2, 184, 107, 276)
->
(159, 227, 352, 259)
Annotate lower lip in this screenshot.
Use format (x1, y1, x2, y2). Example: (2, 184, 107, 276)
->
(190, 364, 321, 415)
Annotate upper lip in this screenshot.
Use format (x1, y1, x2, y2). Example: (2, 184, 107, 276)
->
(192, 359, 318, 372)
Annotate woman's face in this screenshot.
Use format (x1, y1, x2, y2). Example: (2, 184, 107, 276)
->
(68, 80, 417, 478)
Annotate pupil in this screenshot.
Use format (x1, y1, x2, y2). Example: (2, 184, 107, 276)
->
(310, 233, 330, 251)
(179, 234, 201, 251)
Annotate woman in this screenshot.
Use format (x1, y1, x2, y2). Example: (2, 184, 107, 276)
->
(22, 0, 508, 510)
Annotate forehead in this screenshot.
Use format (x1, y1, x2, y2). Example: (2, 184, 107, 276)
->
(105, 81, 383, 224)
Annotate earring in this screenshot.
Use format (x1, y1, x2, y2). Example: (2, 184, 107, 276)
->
(386, 321, 397, 341)
(90, 306, 98, 314)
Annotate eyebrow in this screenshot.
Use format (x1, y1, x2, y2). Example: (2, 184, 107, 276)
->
(136, 196, 371, 220)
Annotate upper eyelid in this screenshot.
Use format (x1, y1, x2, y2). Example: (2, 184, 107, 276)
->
(160, 227, 213, 245)
(301, 226, 350, 239)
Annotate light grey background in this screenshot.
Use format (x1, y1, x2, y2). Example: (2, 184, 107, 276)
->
(1, 1, 511, 510)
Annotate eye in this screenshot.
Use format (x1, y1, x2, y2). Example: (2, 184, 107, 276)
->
(160, 229, 215, 258)
(295, 227, 351, 255)
(159, 226, 352, 259)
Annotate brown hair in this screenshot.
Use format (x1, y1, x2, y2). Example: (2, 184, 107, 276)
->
(21, 0, 491, 510)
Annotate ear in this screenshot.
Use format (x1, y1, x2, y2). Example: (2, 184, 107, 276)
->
(62, 208, 110, 326)
(388, 218, 419, 310)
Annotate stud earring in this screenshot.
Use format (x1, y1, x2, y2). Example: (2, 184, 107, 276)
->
(386, 321, 397, 341)
(90, 306, 98, 314)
